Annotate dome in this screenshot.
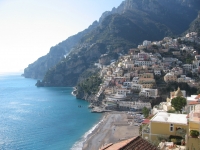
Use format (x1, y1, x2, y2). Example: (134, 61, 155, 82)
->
(174, 87, 183, 97)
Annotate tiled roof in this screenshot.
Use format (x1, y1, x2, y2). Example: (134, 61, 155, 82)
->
(142, 119, 150, 124)
(100, 136, 157, 150)
(188, 101, 200, 105)
(195, 94, 200, 99)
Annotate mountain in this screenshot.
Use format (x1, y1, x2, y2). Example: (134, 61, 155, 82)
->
(185, 11, 200, 35)
(31, 0, 200, 86)
(23, 21, 99, 79)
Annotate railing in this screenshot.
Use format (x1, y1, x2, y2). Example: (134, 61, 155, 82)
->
(142, 125, 150, 134)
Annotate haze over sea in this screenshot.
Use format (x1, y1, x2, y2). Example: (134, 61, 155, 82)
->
(0, 74, 102, 150)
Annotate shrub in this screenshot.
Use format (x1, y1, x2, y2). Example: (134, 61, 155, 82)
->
(169, 135, 183, 145)
(190, 130, 199, 137)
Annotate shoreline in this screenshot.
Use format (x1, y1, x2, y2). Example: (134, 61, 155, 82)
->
(82, 111, 139, 150)
(70, 113, 105, 150)
(70, 88, 140, 149)
(71, 87, 77, 96)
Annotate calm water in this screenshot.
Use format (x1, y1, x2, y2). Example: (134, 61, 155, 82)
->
(0, 75, 102, 150)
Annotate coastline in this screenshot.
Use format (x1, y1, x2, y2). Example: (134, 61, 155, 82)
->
(71, 87, 77, 96)
(82, 111, 139, 150)
(70, 113, 105, 150)
(70, 88, 139, 150)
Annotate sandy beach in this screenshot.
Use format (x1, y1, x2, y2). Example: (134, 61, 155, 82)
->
(82, 112, 139, 150)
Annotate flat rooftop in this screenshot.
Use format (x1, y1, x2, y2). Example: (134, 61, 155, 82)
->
(151, 112, 187, 125)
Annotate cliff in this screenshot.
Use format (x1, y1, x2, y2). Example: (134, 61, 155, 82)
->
(23, 21, 99, 79)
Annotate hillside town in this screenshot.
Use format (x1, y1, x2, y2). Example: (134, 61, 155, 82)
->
(85, 32, 200, 149)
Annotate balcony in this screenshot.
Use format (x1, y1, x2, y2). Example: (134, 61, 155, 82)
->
(142, 124, 150, 134)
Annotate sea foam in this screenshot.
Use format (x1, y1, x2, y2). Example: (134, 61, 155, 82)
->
(70, 115, 105, 150)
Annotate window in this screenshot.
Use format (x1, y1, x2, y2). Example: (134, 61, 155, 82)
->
(170, 124, 174, 132)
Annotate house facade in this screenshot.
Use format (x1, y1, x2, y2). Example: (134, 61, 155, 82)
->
(187, 104, 200, 150)
(164, 72, 177, 83)
(142, 112, 187, 142)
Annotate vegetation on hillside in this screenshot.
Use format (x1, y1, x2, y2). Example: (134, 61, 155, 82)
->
(159, 82, 198, 97)
(76, 73, 103, 99)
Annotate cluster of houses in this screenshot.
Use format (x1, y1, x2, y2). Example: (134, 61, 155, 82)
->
(93, 32, 200, 149)
(93, 32, 199, 112)
(142, 87, 200, 149)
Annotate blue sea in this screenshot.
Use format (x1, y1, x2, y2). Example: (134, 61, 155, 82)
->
(0, 74, 102, 150)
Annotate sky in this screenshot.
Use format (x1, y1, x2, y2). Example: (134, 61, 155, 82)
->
(0, 0, 123, 74)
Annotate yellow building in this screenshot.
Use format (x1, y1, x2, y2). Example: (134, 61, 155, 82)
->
(138, 73, 154, 79)
(142, 112, 187, 142)
(139, 78, 155, 84)
(186, 104, 200, 149)
(138, 78, 155, 89)
(138, 78, 155, 88)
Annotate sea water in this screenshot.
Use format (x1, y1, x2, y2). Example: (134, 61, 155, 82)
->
(0, 74, 102, 150)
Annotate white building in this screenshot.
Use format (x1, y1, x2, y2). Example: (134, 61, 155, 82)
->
(125, 63, 135, 69)
(182, 64, 193, 71)
(131, 84, 143, 91)
(195, 55, 200, 60)
(171, 67, 183, 76)
(154, 69, 161, 76)
(106, 94, 127, 101)
(117, 88, 131, 95)
(123, 82, 132, 87)
(152, 41, 161, 46)
(139, 88, 158, 98)
(137, 45, 146, 50)
(186, 32, 197, 38)
(177, 75, 193, 83)
(193, 60, 200, 68)
(132, 77, 139, 84)
(134, 60, 152, 67)
(143, 40, 151, 46)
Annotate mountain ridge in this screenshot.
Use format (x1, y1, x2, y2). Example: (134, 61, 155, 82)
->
(23, 20, 99, 79)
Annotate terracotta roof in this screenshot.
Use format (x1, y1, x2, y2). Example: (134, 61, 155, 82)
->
(189, 101, 200, 105)
(100, 136, 157, 150)
(142, 119, 150, 124)
(195, 94, 200, 99)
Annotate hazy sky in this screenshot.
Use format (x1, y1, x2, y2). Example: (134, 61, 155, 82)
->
(0, 0, 123, 74)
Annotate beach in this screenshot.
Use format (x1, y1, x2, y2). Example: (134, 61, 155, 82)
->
(82, 112, 139, 150)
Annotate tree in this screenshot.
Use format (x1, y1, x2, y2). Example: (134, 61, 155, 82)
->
(171, 97, 186, 113)
(142, 107, 150, 118)
(197, 88, 200, 94)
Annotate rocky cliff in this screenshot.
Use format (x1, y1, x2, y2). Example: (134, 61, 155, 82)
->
(23, 21, 99, 79)
(185, 11, 200, 35)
